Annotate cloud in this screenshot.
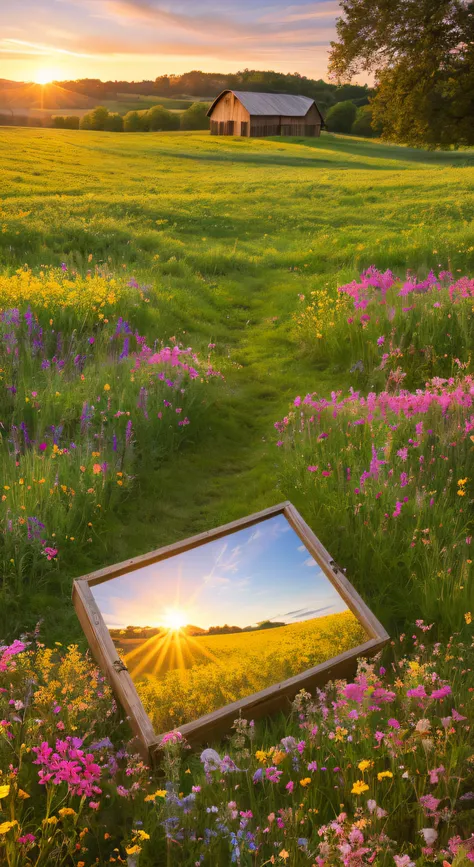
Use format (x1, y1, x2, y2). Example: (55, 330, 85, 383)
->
(303, 557, 317, 567)
(297, 544, 306, 552)
(203, 574, 230, 587)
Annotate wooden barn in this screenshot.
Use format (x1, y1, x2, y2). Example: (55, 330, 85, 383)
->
(207, 90, 324, 138)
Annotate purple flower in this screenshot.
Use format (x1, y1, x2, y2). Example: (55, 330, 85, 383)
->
(377, 336, 385, 346)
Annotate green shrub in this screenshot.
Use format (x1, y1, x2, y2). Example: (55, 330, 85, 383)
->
(145, 105, 180, 131)
(123, 110, 142, 132)
(351, 105, 382, 138)
(104, 113, 124, 132)
(325, 99, 357, 133)
(180, 102, 210, 131)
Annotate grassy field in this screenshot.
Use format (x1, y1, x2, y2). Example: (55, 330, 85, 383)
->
(127, 610, 367, 731)
(1, 127, 474, 640)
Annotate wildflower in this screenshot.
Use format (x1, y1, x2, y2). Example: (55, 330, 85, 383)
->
(420, 828, 438, 846)
(126, 845, 141, 855)
(0, 785, 10, 798)
(465, 612, 472, 625)
(286, 781, 294, 793)
(256, 750, 269, 763)
(377, 336, 385, 346)
(299, 777, 311, 787)
(358, 760, 373, 772)
(377, 771, 393, 781)
(351, 780, 369, 795)
(0, 821, 18, 834)
(18, 834, 36, 844)
(431, 685, 452, 700)
(92, 464, 102, 475)
(59, 807, 76, 817)
(103, 383, 111, 391)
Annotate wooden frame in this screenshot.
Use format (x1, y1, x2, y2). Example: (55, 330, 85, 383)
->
(72, 502, 388, 760)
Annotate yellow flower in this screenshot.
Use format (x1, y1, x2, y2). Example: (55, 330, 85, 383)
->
(279, 851, 289, 862)
(145, 788, 167, 801)
(358, 760, 373, 773)
(458, 478, 468, 486)
(132, 830, 150, 841)
(255, 750, 269, 764)
(351, 780, 369, 795)
(465, 612, 472, 625)
(59, 807, 76, 817)
(43, 816, 58, 825)
(377, 771, 393, 781)
(125, 845, 142, 855)
(0, 785, 10, 798)
(103, 383, 111, 391)
(457, 489, 466, 496)
(299, 778, 311, 787)
(0, 820, 18, 835)
(17, 789, 30, 800)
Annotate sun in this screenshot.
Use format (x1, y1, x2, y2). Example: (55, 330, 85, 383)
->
(164, 609, 187, 632)
(33, 70, 59, 86)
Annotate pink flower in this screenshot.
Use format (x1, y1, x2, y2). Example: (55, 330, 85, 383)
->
(43, 547, 58, 561)
(18, 834, 36, 845)
(407, 685, 427, 698)
(307, 465, 318, 472)
(377, 336, 385, 346)
(388, 718, 400, 729)
(431, 685, 451, 701)
(38, 442, 47, 451)
(285, 781, 294, 793)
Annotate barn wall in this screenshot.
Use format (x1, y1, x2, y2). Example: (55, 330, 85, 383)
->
(209, 94, 250, 135)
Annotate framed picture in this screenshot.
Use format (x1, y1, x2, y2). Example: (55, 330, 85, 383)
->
(72, 502, 388, 759)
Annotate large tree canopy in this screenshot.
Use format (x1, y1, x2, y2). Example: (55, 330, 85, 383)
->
(329, 0, 474, 146)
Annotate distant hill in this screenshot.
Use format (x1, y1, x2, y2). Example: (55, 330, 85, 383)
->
(0, 82, 91, 110)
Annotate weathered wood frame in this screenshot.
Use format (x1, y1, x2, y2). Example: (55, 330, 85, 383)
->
(72, 501, 389, 760)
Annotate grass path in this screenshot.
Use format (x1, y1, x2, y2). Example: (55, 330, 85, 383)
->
(1, 127, 474, 637)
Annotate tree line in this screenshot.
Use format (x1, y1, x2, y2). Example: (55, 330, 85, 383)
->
(53, 102, 210, 133)
(54, 70, 373, 115)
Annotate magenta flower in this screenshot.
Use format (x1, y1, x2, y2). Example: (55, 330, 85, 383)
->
(377, 336, 385, 346)
(407, 685, 427, 698)
(431, 685, 451, 700)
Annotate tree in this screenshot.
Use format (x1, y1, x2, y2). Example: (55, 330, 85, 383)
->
(123, 111, 142, 132)
(90, 105, 109, 130)
(180, 102, 210, 131)
(145, 105, 180, 131)
(325, 100, 357, 133)
(328, 0, 474, 147)
(79, 113, 92, 130)
(104, 113, 124, 132)
(351, 104, 381, 137)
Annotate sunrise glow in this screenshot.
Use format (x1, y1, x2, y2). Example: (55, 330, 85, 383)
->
(33, 69, 59, 86)
(164, 609, 187, 632)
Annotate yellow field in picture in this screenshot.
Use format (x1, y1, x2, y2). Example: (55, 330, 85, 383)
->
(120, 609, 367, 732)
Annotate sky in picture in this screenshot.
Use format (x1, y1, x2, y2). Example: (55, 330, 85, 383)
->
(0, 1, 357, 83)
(91, 514, 348, 631)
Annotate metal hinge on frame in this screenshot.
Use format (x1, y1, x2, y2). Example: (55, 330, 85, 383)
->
(329, 559, 346, 575)
(112, 659, 128, 674)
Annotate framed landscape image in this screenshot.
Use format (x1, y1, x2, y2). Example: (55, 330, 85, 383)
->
(72, 502, 388, 758)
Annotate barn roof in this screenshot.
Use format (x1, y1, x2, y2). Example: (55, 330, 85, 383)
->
(207, 90, 324, 121)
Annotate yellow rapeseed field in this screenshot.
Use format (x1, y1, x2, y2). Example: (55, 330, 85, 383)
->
(132, 610, 367, 732)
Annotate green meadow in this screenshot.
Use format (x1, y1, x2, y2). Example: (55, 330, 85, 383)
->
(1, 127, 474, 637)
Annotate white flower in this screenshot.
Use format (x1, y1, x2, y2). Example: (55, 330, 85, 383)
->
(367, 799, 377, 813)
(420, 828, 438, 846)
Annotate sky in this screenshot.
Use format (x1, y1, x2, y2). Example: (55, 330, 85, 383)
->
(0, 0, 351, 84)
(91, 513, 349, 631)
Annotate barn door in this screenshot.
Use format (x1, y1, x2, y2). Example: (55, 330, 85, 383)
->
(240, 121, 248, 136)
